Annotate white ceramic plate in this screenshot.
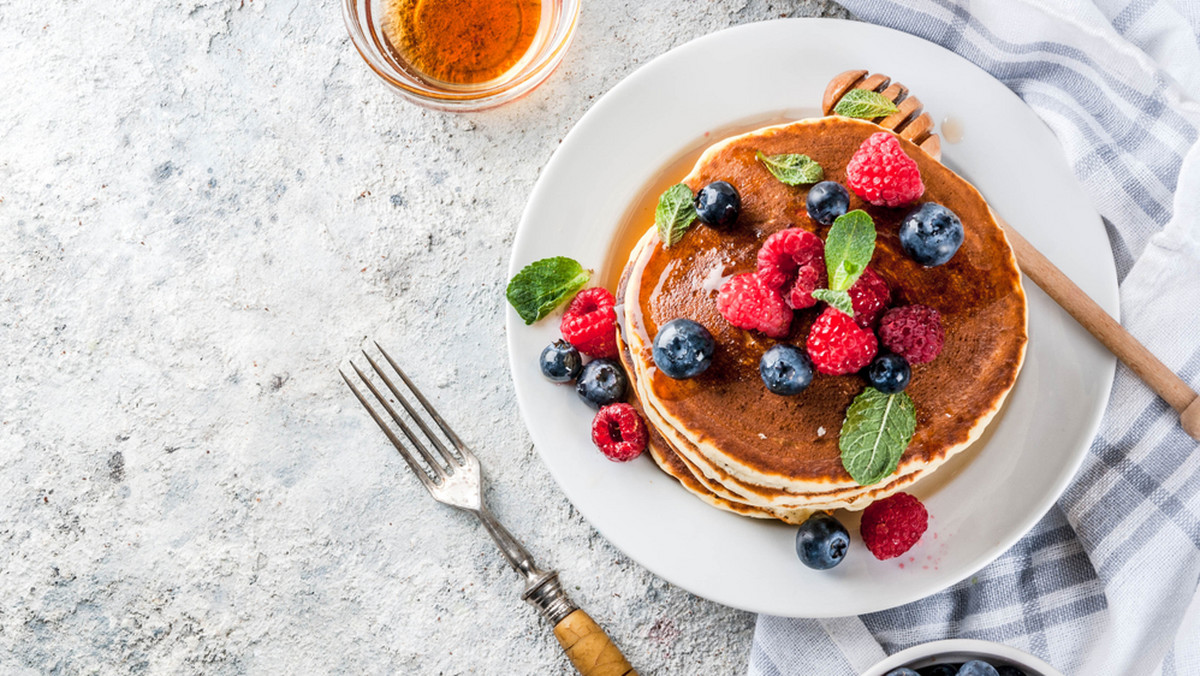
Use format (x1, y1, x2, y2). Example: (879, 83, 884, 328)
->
(505, 19, 1117, 617)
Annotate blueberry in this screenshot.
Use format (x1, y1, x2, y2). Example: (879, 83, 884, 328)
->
(806, 181, 850, 226)
(900, 202, 965, 267)
(695, 181, 741, 228)
(576, 358, 628, 408)
(956, 661, 999, 676)
(652, 318, 715, 379)
(540, 340, 583, 383)
(918, 666, 960, 676)
(759, 345, 814, 396)
(995, 667, 1027, 676)
(884, 669, 920, 676)
(864, 351, 911, 394)
(795, 513, 850, 570)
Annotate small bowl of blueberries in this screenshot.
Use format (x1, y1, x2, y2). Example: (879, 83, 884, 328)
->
(861, 639, 1064, 676)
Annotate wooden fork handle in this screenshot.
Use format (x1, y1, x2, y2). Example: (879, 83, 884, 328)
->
(996, 214, 1200, 440)
(554, 609, 637, 676)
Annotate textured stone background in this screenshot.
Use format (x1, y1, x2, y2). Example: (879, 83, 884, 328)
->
(0, 0, 850, 673)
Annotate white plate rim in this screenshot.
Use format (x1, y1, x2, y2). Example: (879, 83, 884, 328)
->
(505, 18, 1118, 617)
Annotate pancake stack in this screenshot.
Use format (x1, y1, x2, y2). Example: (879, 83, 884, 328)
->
(615, 117, 1027, 523)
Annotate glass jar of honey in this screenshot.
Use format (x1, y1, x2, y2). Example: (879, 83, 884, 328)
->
(344, 0, 579, 110)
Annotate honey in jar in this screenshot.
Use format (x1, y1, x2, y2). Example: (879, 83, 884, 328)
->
(382, 0, 543, 85)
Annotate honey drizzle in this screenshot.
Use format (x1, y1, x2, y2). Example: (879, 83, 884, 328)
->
(600, 114, 809, 292)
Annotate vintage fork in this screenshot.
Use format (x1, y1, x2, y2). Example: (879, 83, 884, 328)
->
(341, 343, 636, 676)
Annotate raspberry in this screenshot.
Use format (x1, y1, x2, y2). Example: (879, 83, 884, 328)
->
(878, 304, 944, 364)
(860, 492, 929, 560)
(847, 267, 891, 329)
(590, 403, 648, 462)
(805, 307, 878, 375)
(845, 132, 925, 207)
(716, 273, 793, 338)
(561, 287, 618, 358)
(756, 228, 828, 309)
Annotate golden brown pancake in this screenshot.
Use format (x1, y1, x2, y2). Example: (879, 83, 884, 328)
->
(616, 117, 1026, 520)
(620, 323, 930, 523)
(618, 295, 928, 519)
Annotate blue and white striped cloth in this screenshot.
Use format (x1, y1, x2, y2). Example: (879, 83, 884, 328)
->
(749, 1, 1200, 674)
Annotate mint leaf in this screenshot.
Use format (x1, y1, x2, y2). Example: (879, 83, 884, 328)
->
(839, 388, 916, 486)
(811, 289, 854, 316)
(833, 89, 900, 119)
(824, 210, 876, 292)
(505, 257, 590, 325)
(756, 151, 824, 186)
(655, 184, 698, 247)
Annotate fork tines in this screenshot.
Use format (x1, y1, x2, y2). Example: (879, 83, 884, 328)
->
(340, 342, 473, 488)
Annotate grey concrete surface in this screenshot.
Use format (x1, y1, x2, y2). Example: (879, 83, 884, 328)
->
(0, 0, 850, 673)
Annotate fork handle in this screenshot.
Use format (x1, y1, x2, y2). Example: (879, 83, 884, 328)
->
(554, 609, 638, 676)
(477, 507, 638, 675)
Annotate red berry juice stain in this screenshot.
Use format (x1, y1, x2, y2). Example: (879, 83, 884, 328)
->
(648, 617, 679, 645)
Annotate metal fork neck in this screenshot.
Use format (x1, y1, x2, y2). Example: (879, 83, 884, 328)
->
(521, 571, 576, 626)
(474, 505, 577, 625)
(475, 505, 540, 578)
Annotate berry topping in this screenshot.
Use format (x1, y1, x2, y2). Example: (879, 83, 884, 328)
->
(716, 273, 793, 339)
(883, 669, 920, 676)
(860, 492, 929, 560)
(694, 180, 741, 228)
(845, 132, 925, 207)
(900, 202, 965, 267)
(878, 305, 945, 365)
(918, 667, 960, 676)
(795, 512, 850, 570)
(539, 340, 582, 383)
(652, 318, 715, 380)
(755, 228, 827, 309)
(590, 403, 648, 462)
(996, 667, 1028, 676)
(847, 266, 891, 329)
(956, 662, 1000, 676)
(560, 287, 618, 359)
(805, 307, 878, 375)
(759, 344, 814, 396)
(864, 352, 911, 394)
(575, 358, 628, 409)
(805, 181, 850, 226)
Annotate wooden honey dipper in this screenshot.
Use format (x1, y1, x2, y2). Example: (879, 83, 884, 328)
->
(824, 70, 1200, 441)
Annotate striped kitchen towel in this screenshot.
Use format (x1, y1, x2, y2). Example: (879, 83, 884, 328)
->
(749, 1, 1200, 674)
